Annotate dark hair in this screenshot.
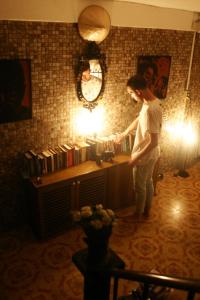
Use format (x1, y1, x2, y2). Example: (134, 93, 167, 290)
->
(127, 75, 147, 90)
(81, 61, 90, 72)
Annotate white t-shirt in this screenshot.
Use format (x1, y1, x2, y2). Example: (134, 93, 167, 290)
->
(131, 99, 162, 164)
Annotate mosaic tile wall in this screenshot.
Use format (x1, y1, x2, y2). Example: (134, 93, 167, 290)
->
(0, 21, 199, 230)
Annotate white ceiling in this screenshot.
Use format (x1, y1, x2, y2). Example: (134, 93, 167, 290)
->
(114, 0, 200, 13)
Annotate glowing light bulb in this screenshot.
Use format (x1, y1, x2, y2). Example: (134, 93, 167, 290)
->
(74, 107, 105, 137)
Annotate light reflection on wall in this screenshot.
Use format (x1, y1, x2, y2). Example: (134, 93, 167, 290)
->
(74, 106, 105, 137)
(164, 120, 197, 146)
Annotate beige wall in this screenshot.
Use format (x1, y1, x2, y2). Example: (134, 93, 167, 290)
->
(0, 20, 199, 230)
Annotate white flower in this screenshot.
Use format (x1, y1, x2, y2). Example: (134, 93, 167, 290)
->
(72, 204, 116, 230)
(106, 209, 115, 218)
(90, 219, 103, 229)
(97, 209, 107, 216)
(81, 209, 93, 218)
(81, 206, 92, 212)
(96, 204, 103, 210)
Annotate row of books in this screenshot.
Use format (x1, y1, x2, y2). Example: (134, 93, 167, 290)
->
(22, 133, 134, 178)
(22, 142, 90, 178)
(87, 133, 134, 156)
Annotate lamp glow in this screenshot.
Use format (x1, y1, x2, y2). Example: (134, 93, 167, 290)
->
(165, 120, 196, 146)
(74, 107, 105, 137)
(184, 122, 196, 145)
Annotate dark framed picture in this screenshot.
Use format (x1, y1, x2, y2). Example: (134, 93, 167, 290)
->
(137, 55, 171, 99)
(0, 59, 32, 124)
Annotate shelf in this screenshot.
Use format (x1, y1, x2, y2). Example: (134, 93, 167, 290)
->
(31, 154, 130, 188)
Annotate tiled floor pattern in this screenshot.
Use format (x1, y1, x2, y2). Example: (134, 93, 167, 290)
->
(0, 161, 200, 300)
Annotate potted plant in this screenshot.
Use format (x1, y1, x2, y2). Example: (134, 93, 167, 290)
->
(73, 204, 116, 263)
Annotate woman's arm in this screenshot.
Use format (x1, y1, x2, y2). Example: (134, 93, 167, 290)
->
(116, 116, 139, 143)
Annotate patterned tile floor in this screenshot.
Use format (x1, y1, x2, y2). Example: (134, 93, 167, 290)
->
(0, 161, 200, 300)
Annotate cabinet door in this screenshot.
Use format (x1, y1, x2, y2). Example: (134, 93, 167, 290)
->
(36, 181, 74, 239)
(78, 170, 106, 208)
(107, 163, 134, 210)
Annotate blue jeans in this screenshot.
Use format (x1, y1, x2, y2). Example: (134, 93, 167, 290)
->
(133, 158, 157, 215)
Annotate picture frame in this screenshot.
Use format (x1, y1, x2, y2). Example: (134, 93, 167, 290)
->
(137, 55, 171, 99)
(0, 59, 32, 124)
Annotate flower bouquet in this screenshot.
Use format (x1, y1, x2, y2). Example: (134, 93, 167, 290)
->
(73, 204, 116, 263)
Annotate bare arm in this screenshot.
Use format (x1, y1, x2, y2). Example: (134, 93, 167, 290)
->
(123, 116, 139, 137)
(116, 117, 139, 143)
(129, 132, 158, 166)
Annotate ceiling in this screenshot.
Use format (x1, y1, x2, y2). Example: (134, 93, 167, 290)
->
(114, 0, 200, 13)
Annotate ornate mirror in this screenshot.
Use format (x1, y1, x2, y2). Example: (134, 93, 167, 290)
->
(76, 42, 106, 110)
(76, 5, 111, 110)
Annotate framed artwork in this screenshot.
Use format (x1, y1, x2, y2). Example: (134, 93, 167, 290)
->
(0, 59, 32, 124)
(137, 55, 171, 99)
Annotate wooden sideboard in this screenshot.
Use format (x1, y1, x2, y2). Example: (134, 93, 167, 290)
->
(26, 154, 134, 239)
(25, 154, 160, 239)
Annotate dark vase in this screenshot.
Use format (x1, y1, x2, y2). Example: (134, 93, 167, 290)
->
(83, 225, 112, 264)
